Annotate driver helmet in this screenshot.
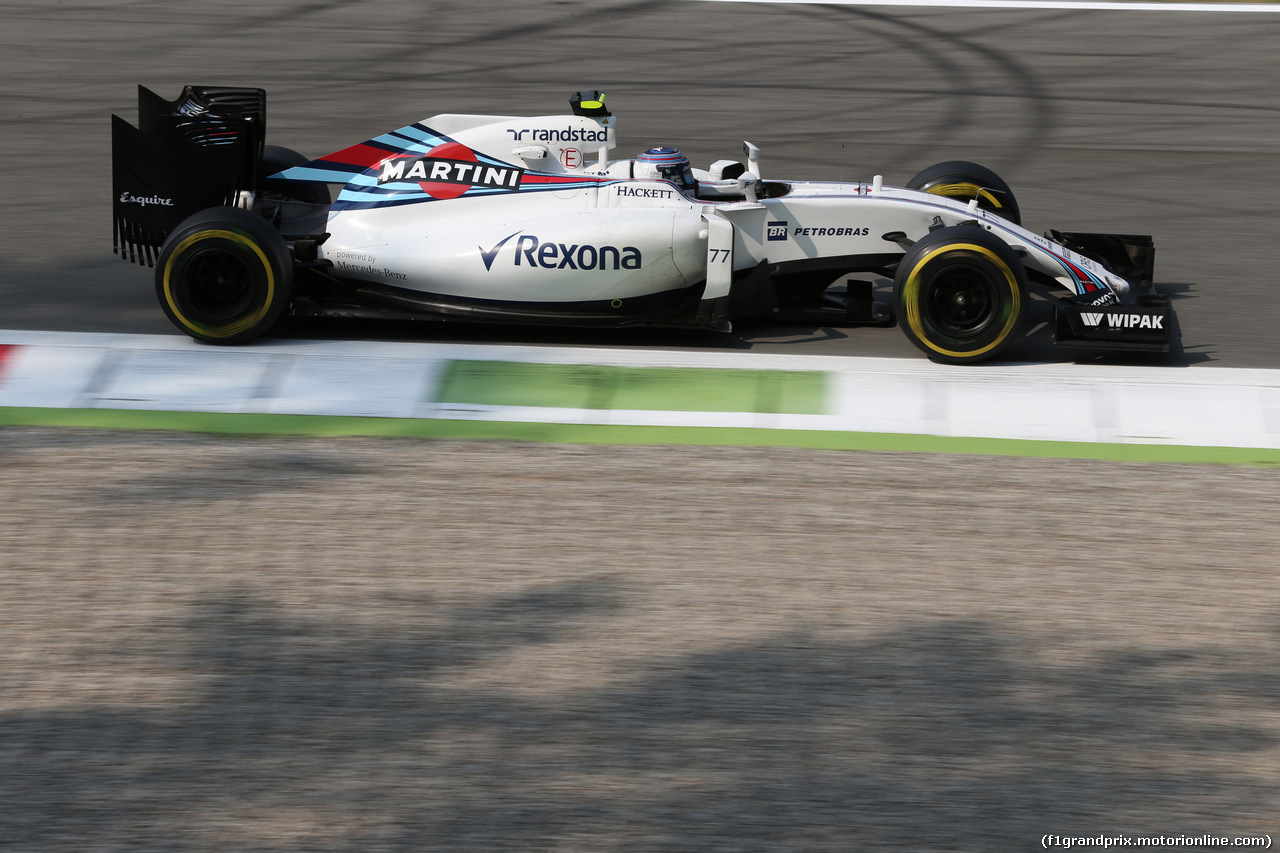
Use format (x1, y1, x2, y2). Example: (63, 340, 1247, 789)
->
(635, 147, 696, 192)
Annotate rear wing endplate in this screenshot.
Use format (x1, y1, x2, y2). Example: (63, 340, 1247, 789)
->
(112, 85, 266, 265)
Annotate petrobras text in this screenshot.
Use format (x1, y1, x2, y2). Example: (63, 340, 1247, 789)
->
(793, 226, 870, 237)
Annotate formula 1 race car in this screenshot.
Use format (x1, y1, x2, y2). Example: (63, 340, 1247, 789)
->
(112, 86, 1171, 363)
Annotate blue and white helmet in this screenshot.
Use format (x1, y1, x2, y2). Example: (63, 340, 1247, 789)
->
(635, 147, 696, 192)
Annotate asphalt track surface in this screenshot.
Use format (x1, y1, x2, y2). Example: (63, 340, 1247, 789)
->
(2, 0, 1279, 367)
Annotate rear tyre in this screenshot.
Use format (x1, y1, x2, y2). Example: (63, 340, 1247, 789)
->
(907, 161, 1021, 226)
(894, 225, 1027, 364)
(258, 145, 330, 206)
(257, 145, 330, 234)
(155, 206, 293, 345)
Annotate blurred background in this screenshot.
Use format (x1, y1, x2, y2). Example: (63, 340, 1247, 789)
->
(2, 2, 1279, 850)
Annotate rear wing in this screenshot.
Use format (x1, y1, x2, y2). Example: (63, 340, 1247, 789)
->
(112, 85, 266, 266)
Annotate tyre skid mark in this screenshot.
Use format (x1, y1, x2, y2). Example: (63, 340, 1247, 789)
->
(686, 0, 1280, 13)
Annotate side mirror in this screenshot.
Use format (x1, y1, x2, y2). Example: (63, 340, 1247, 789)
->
(512, 145, 549, 162)
(742, 141, 762, 180)
(736, 171, 760, 204)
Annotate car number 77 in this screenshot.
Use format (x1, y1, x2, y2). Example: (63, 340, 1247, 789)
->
(709, 248, 731, 263)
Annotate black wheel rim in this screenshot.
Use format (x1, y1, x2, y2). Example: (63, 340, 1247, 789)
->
(180, 246, 256, 323)
(922, 260, 1000, 338)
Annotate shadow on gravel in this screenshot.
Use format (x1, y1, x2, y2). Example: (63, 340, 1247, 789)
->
(3, 587, 1275, 851)
(88, 452, 375, 505)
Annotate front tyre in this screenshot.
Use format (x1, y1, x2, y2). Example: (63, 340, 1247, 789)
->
(155, 206, 293, 345)
(907, 161, 1021, 226)
(894, 226, 1027, 364)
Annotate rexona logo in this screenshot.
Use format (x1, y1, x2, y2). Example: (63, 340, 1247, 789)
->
(480, 232, 642, 272)
(378, 142, 523, 200)
(1081, 312, 1165, 330)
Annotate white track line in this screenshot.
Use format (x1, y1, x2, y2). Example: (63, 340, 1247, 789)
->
(4, 331, 1280, 449)
(685, 0, 1280, 12)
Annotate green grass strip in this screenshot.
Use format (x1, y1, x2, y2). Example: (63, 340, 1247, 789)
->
(434, 361, 828, 414)
(3, 406, 1279, 466)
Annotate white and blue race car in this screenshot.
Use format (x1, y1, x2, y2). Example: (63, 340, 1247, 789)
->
(112, 86, 1170, 363)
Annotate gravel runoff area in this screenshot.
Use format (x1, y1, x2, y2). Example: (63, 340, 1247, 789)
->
(2, 427, 1278, 851)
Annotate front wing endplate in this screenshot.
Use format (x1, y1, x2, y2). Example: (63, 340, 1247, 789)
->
(1054, 299, 1172, 352)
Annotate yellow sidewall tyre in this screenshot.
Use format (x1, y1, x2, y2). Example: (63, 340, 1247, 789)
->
(906, 160, 1021, 226)
(155, 206, 293, 345)
(894, 226, 1028, 364)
